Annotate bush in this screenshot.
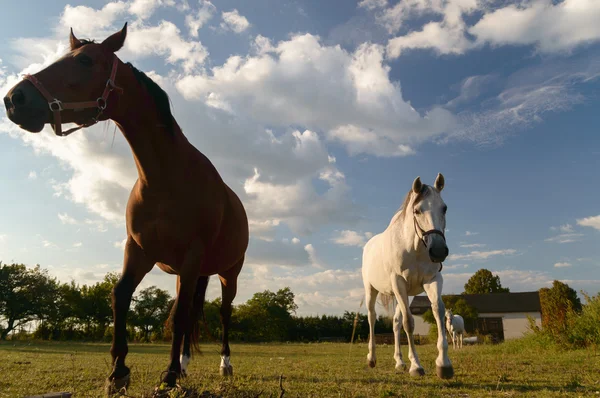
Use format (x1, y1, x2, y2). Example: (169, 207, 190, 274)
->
(568, 292, 600, 348)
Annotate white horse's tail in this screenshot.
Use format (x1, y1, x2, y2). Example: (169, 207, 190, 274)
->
(378, 293, 395, 319)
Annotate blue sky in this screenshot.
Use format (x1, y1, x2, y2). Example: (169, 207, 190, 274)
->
(1, 0, 599, 315)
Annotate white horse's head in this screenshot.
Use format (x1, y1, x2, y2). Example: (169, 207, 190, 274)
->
(445, 308, 453, 320)
(410, 173, 449, 263)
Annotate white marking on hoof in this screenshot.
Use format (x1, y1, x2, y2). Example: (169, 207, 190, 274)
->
(180, 354, 190, 376)
(220, 355, 233, 377)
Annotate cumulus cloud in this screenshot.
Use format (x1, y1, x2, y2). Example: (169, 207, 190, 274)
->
(220, 9, 250, 33)
(60, 2, 128, 38)
(176, 34, 454, 157)
(186, 0, 216, 37)
(58, 213, 78, 225)
(577, 215, 600, 231)
(331, 230, 373, 247)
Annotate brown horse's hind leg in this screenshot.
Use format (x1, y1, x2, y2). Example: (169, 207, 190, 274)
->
(162, 240, 205, 387)
(106, 236, 154, 395)
(180, 276, 210, 377)
(218, 256, 244, 377)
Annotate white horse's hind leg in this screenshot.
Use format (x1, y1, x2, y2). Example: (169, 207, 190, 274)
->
(423, 274, 453, 379)
(392, 278, 424, 376)
(452, 331, 457, 350)
(392, 302, 407, 370)
(460, 333, 463, 349)
(365, 284, 378, 368)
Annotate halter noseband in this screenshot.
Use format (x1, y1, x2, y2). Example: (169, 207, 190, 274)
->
(413, 213, 446, 272)
(22, 55, 123, 137)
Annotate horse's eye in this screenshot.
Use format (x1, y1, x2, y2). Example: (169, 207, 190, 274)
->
(78, 55, 93, 66)
(414, 209, 421, 215)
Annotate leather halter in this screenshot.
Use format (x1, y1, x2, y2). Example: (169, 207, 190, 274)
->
(22, 55, 123, 136)
(413, 213, 446, 272)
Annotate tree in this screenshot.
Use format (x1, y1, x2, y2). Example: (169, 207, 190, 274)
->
(463, 269, 510, 294)
(234, 288, 298, 341)
(539, 280, 582, 339)
(0, 263, 59, 339)
(130, 286, 172, 341)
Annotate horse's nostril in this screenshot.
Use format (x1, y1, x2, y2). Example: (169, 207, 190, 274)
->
(444, 247, 449, 256)
(12, 89, 26, 107)
(3, 96, 11, 109)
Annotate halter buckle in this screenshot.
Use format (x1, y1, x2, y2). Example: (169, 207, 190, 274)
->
(49, 99, 63, 112)
(97, 97, 107, 110)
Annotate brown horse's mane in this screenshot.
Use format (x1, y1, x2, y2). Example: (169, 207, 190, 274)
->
(126, 63, 175, 135)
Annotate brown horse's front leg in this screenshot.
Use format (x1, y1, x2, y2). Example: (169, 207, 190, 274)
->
(106, 237, 154, 395)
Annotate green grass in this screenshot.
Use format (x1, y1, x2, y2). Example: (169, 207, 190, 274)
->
(0, 338, 598, 397)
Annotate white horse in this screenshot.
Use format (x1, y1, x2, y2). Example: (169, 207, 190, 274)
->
(362, 174, 453, 379)
(445, 309, 465, 349)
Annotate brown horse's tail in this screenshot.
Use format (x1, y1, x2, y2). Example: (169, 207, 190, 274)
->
(189, 276, 210, 356)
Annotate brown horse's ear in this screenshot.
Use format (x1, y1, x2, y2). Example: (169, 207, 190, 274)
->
(101, 22, 128, 53)
(412, 176, 423, 194)
(434, 173, 445, 192)
(70, 28, 82, 50)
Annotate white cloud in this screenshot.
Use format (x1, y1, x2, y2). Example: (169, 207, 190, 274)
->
(447, 249, 516, 261)
(73, 242, 83, 248)
(545, 233, 584, 244)
(58, 213, 78, 225)
(459, 243, 485, 248)
(470, 0, 600, 54)
(358, 0, 388, 10)
(60, 2, 128, 38)
(28, 171, 37, 180)
(554, 262, 572, 268)
(129, 0, 176, 20)
(465, 230, 478, 236)
(220, 9, 250, 33)
(551, 224, 574, 233)
(0, 234, 6, 243)
(114, 238, 127, 250)
(577, 215, 600, 231)
(186, 0, 216, 37)
(126, 21, 209, 72)
(176, 34, 454, 158)
(331, 230, 373, 247)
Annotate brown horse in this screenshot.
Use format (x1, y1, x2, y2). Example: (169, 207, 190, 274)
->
(3, 24, 249, 393)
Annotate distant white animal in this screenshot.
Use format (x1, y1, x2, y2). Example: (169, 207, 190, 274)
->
(445, 309, 465, 349)
(362, 174, 454, 379)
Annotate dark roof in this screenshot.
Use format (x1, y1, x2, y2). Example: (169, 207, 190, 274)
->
(409, 292, 541, 315)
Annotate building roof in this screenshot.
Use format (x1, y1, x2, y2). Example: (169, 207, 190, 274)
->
(409, 291, 541, 315)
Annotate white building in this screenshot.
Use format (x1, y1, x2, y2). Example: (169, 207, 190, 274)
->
(409, 291, 542, 341)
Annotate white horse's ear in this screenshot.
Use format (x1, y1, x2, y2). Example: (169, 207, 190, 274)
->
(412, 176, 423, 194)
(434, 173, 445, 192)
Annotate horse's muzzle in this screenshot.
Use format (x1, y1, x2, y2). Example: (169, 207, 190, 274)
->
(4, 80, 49, 132)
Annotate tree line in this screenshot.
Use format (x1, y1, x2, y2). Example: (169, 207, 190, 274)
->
(0, 262, 392, 342)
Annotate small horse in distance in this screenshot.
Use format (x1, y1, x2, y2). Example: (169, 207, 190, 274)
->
(3, 24, 249, 393)
(446, 309, 465, 349)
(362, 174, 454, 379)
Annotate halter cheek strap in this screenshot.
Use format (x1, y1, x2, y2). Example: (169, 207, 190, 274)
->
(413, 215, 446, 272)
(23, 55, 123, 136)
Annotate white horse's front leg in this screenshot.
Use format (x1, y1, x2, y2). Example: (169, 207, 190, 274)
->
(365, 284, 378, 368)
(392, 303, 407, 370)
(423, 274, 453, 379)
(393, 277, 424, 376)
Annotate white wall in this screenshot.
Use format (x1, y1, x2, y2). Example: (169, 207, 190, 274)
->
(479, 312, 542, 340)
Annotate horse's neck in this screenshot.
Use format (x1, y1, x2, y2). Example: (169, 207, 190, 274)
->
(387, 211, 420, 258)
(112, 85, 186, 185)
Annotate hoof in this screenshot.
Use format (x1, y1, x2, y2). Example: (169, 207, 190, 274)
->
(437, 366, 454, 379)
(367, 360, 376, 368)
(220, 365, 233, 377)
(409, 367, 425, 377)
(395, 363, 407, 372)
(162, 370, 179, 388)
(105, 373, 130, 396)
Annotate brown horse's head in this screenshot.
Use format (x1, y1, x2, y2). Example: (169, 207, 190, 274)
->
(3, 23, 128, 135)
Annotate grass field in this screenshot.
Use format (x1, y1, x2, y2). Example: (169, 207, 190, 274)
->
(0, 339, 598, 397)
